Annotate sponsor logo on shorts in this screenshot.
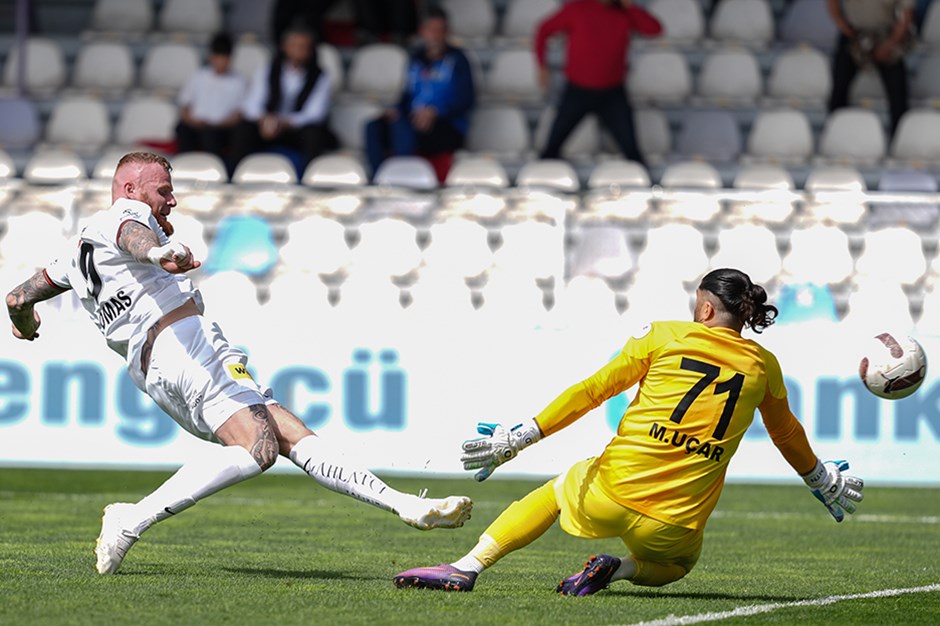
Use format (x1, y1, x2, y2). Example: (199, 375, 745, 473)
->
(227, 363, 254, 381)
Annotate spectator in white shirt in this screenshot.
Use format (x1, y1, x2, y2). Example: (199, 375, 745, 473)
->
(232, 22, 336, 170)
(175, 33, 246, 160)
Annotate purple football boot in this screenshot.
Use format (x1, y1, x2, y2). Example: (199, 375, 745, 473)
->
(393, 564, 477, 592)
(556, 554, 621, 596)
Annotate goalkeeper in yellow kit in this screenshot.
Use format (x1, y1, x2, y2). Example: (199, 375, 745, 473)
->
(393, 268, 864, 595)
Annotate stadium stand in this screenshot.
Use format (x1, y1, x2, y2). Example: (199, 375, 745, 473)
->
(2, 0, 940, 329)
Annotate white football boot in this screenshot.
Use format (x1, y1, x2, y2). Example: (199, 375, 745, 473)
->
(397, 491, 473, 531)
(95, 503, 141, 574)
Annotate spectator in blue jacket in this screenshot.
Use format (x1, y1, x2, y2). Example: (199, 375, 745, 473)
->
(364, 7, 475, 178)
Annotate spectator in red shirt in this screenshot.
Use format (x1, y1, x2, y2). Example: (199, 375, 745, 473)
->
(535, 0, 662, 165)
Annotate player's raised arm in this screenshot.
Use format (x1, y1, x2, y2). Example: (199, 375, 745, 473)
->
(461, 332, 652, 481)
(118, 220, 200, 274)
(6, 269, 68, 340)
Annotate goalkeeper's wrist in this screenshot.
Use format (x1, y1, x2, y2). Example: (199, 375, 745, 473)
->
(511, 419, 543, 451)
(801, 459, 826, 488)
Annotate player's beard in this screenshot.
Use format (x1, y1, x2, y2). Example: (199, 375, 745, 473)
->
(155, 212, 174, 237)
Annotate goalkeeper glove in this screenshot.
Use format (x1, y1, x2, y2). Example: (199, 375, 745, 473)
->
(802, 459, 864, 522)
(461, 420, 542, 482)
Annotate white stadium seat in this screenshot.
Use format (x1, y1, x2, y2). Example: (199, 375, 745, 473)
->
(318, 43, 345, 93)
(115, 97, 178, 146)
(373, 156, 438, 190)
(855, 227, 926, 285)
(515, 159, 580, 193)
(658, 161, 723, 221)
(843, 278, 914, 333)
(159, 0, 222, 34)
(636, 223, 708, 282)
(485, 49, 541, 102)
(729, 164, 796, 223)
(782, 224, 853, 284)
(232, 153, 297, 184)
(441, 0, 496, 41)
(779, 0, 838, 49)
(709, 0, 774, 46)
(674, 110, 742, 163)
(232, 40, 271, 82)
(913, 54, 940, 103)
(492, 220, 565, 281)
(302, 155, 368, 188)
(634, 109, 672, 165)
(710, 224, 781, 284)
(72, 42, 135, 93)
(648, 0, 705, 44)
(23, 149, 87, 184)
(696, 48, 762, 104)
(350, 217, 422, 278)
(921, 1, 940, 47)
(445, 156, 510, 188)
(2, 37, 66, 94)
(465, 106, 531, 158)
(817, 108, 886, 164)
(569, 225, 633, 280)
(766, 46, 831, 104)
(745, 109, 814, 163)
(889, 109, 940, 162)
(501, 0, 560, 39)
(171, 152, 228, 184)
(587, 160, 650, 189)
(347, 44, 408, 100)
(140, 43, 201, 92)
(281, 215, 351, 275)
(628, 51, 692, 104)
(45, 97, 111, 151)
(423, 218, 493, 278)
(90, 0, 153, 32)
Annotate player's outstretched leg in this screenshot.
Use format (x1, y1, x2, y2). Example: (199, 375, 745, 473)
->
(394, 478, 561, 591)
(95, 443, 264, 574)
(269, 405, 472, 530)
(556, 554, 624, 596)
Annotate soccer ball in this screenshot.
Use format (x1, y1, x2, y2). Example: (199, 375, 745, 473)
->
(858, 333, 927, 400)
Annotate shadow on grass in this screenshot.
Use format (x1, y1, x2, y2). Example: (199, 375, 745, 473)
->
(222, 567, 367, 581)
(605, 589, 801, 602)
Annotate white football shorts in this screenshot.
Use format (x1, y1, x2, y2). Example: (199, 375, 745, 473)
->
(143, 316, 275, 441)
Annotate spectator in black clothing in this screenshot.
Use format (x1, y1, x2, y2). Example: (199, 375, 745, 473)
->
(272, 0, 339, 44)
(827, 0, 914, 136)
(232, 22, 336, 171)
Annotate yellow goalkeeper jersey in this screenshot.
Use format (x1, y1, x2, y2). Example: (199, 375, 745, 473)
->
(533, 320, 815, 530)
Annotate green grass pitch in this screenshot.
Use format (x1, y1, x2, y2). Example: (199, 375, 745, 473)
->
(1, 468, 938, 625)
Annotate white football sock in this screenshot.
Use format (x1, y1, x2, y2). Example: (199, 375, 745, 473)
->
(127, 445, 262, 535)
(451, 554, 486, 574)
(610, 556, 638, 582)
(289, 434, 412, 514)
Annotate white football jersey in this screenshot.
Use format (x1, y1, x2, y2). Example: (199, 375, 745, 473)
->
(44, 198, 204, 387)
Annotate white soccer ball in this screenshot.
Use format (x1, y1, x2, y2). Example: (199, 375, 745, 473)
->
(858, 333, 927, 400)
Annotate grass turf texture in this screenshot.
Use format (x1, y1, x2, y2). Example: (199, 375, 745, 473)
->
(1, 469, 938, 625)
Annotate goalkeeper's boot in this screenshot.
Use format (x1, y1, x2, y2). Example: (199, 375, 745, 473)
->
(556, 554, 621, 596)
(393, 564, 477, 591)
(397, 493, 472, 531)
(95, 503, 140, 575)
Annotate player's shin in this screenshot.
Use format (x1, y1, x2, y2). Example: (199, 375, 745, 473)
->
(126, 445, 262, 534)
(289, 434, 472, 530)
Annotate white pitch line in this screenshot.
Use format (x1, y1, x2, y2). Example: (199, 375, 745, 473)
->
(625, 584, 940, 626)
(710, 510, 940, 525)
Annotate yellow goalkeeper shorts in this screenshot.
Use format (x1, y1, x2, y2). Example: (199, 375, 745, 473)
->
(554, 457, 703, 568)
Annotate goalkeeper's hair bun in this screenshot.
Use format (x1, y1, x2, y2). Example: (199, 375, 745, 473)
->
(699, 268, 778, 333)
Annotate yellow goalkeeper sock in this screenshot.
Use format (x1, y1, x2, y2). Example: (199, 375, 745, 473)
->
(463, 478, 560, 569)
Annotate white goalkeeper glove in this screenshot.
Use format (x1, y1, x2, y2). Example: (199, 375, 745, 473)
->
(802, 459, 864, 522)
(461, 420, 542, 482)
(146, 241, 190, 266)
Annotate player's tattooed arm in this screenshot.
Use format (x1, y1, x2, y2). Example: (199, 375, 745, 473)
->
(118, 219, 161, 264)
(6, 270, 67, 340)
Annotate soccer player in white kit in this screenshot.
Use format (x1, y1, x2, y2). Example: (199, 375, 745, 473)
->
(5, 152, 472, 575)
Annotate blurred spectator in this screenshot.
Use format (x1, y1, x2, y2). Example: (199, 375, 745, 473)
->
(535, 0, 662, 165)
(175, 33, 246, 160)
(272, 0, 339, 44)
(827, 0, 914, 136)
(353, 0, 418, 45)
(364, 7, 475, 178)
(232, 21, 336, 170)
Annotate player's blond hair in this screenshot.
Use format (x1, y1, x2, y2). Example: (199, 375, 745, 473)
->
(115, 152, 173, 174)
